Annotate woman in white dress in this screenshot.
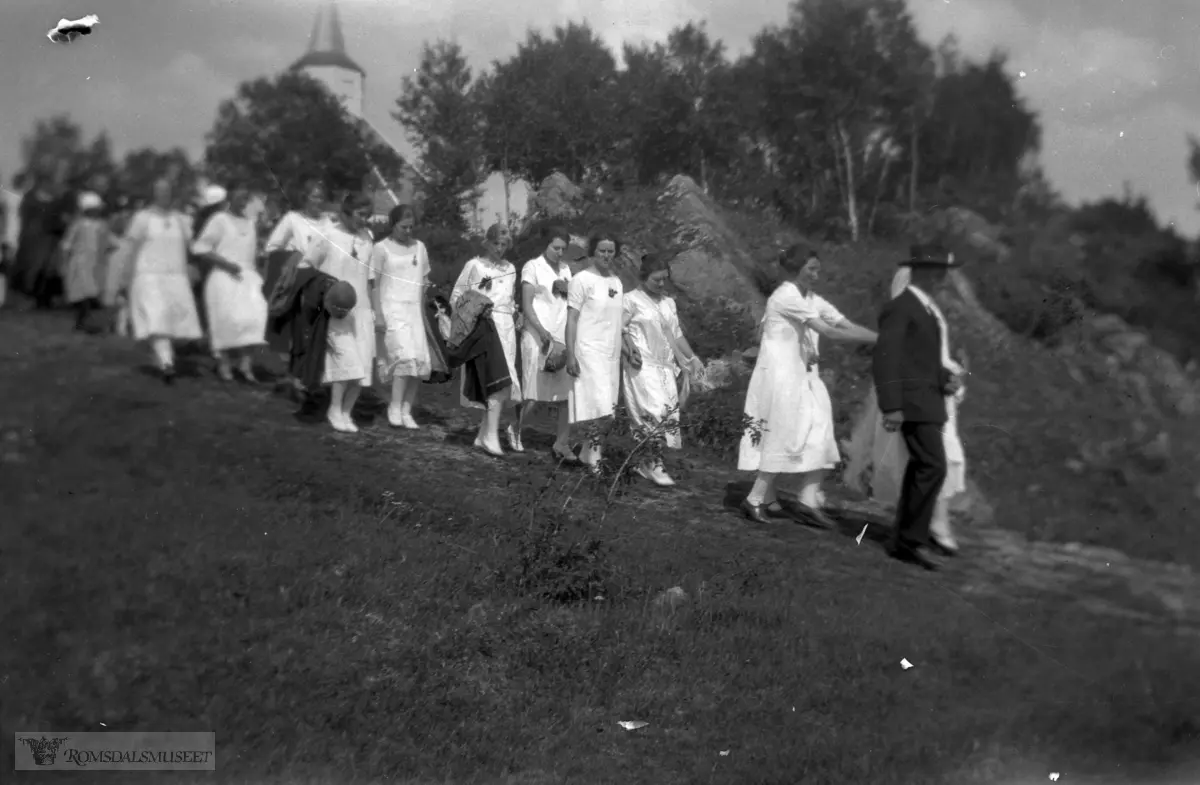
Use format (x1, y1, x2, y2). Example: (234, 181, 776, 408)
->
(738, 246, 877, 526)
(565, 232, 626, 471)
(262, 179, 328, 391)
(513, 224, 575, 459)
(191, 183, 268, 382)
(301, 192, 377, 433)
(842, 266, 968, 554)
(451, 222, 522, 456)
(370, 204, 432, 430)
(621, 253, 705, 487)
(125, 178, 204, 384)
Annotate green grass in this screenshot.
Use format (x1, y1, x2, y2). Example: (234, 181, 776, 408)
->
(2, 311, 1199, 784)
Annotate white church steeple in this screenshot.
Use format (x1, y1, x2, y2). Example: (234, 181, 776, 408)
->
(290, 0, 365, 119)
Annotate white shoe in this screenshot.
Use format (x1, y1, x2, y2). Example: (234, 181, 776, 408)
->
(327, 409, 352, 433)
(401, 412, 420, 430)
(648, 465, 675, 487)
(386, 406, 405, 428)
(343, 413, 359, 433)
(506, 424, 525, 453)
(636, 464, 675, 487)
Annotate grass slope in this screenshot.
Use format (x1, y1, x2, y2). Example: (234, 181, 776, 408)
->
(2, 312, 1198, 784)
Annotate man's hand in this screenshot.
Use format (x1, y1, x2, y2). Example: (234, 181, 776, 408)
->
(882, 410, 904, 433)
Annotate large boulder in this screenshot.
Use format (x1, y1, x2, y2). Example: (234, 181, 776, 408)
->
(657, 175, 768, 323)
(530, 173, 585, 220)
(1067, 313, 1200, 418)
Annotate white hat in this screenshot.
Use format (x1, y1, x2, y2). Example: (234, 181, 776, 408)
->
(201, 184, 227, 207)
(77, 191, 102, 211)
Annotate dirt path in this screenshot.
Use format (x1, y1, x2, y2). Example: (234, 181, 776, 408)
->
(4, 313, 1198, 640)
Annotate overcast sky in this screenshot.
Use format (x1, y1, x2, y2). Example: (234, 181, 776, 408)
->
(2, 0, 1199, 234)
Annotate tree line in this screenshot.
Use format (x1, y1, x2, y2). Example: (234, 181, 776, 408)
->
(396, 0, 1045, 240)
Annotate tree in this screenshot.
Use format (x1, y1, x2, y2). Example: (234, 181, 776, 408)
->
(478, 23, 620, 184)
(119, 147, 196, 204)
(616, 23, 740, 190)
(203, 71, 404, 209)
(18, 114, 116, 191)
(394, 40, 483, 231)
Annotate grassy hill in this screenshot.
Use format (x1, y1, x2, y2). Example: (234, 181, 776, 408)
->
(2, 312, 1199, 783)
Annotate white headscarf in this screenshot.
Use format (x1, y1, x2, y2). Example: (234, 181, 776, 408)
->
(890, 266, 911, 299)
(201, 184, 227, 207)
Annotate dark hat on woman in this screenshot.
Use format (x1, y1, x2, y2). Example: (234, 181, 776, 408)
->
(900, 243, 962, 268)
(324, 280, 358, 311)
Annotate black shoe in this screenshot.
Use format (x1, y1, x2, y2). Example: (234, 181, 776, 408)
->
(793, 502, 836, 530)
(929, 539, 958, 558)
(889, 543, 939, 571)
(764, 502, 793, 519)
(740, 500, 773, 524)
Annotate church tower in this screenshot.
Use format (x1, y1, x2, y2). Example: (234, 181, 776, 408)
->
(290, 0, 365, 119)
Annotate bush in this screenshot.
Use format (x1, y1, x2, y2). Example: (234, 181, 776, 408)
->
(682, 384, 764, 458)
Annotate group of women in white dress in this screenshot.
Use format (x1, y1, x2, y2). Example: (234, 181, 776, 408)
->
(99, 176, 966, 546)
(448, 223, 705, 485)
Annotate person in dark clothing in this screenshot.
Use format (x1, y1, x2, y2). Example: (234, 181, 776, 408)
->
(12, 174, 58, 303)
(872, 243, 966, 572)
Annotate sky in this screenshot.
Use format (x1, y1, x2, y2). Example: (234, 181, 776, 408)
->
(2, 0, 1199, 234)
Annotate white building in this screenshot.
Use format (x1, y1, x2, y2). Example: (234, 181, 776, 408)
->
(289, 0, 419, 214)
(289, 0, 365, 119)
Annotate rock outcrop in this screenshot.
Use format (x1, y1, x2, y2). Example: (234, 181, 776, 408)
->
(529, 173, 585, 220)
(656, 175, 769, 323)
(1060, 314, 1199, 419)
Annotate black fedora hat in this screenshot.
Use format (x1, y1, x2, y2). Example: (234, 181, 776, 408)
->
(900, 243, 962, 268)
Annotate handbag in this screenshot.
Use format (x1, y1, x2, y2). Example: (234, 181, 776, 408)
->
(543, 340, 568, 372)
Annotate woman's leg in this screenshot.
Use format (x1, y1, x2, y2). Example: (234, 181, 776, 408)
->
(342, 381, 362, 432)
(328, 381, 348, 431)
(578, 417, 607, 468)
(388, 375, 408, 425)
(236, 349, 258, 382)
(930, 496, 957, 550)
(746, 472, 778, 506)
(150, 337, 174, 370)
(509, 400, 532, 452)
(797, 470, 828, 508)
(215, 350, 234, 381)
(553, 404, 571, 453)
(402, 376, 420, 427)
(475, 395, 504, 453)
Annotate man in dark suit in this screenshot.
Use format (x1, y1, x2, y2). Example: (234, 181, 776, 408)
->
(872, 243, 965, 571)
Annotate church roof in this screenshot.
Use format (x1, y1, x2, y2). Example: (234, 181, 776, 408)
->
(289, 1, 365, 76)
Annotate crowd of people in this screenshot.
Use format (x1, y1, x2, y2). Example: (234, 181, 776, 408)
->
(0, 168, 970, 573)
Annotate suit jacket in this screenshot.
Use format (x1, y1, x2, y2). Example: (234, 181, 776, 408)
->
(872, 288, 951, 424)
